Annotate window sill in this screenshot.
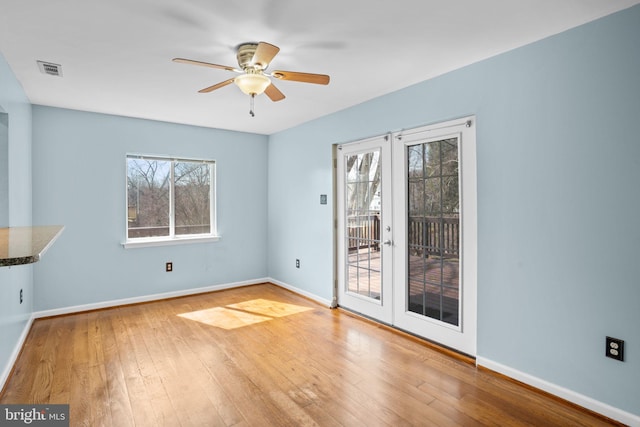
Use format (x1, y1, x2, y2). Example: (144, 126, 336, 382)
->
(122, 235, 220, 249)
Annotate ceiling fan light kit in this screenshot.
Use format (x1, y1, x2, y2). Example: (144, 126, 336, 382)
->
(173, 41, 330, 117)
(234, 73, 271, 96)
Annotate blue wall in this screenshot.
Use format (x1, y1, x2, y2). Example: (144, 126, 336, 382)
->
(32, 107, 269, 310)
(0, 52, 33, 385)
(267, 5, 640, 416)
(2, 4, 638, 419)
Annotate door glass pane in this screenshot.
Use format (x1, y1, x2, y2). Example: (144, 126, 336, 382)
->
(345, 149, 382, 300)
(407, 138, 460, 326)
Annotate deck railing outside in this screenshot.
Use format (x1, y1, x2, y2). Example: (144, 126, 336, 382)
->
(347, 214, 380, 252)
(346, 214, 459, 256)
(408, 216, 459, 257)
(127, 225, 210, 238)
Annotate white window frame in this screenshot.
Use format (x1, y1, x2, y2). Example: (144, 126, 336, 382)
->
(122, 154, 220, 249)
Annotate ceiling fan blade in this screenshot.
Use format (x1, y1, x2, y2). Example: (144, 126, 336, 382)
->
(198, 78, 235, 93)
(173, 58, 240, 73)
(271, 70, 330, 85)
(252, 42, 280, 68)
(264, 83, 285, 102)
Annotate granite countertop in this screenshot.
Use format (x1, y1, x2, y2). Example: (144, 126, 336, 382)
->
(0, 225, 64, 267)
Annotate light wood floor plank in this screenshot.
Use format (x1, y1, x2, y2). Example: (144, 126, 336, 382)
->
(0, 284, 622, 426)
(49, 316, 74, 405)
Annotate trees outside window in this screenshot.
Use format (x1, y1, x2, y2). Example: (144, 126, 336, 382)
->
(127, 156, 214, 240)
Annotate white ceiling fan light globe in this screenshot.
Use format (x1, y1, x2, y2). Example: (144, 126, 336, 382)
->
(234, 73, 271, 95)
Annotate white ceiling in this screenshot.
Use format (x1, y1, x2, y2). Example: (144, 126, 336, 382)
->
(1, 1, 638, 135)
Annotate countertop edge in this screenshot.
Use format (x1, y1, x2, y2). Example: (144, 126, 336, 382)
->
(0, 255, 38, 266)
(0, 225, 65, 267)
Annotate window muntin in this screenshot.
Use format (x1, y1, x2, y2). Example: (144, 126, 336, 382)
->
(126, 155, 215, 242)
(407, 138, 460, 326)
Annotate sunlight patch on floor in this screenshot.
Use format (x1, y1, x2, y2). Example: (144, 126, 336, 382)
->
(227, 298, 313, 318)
(177, 299, 314, 330)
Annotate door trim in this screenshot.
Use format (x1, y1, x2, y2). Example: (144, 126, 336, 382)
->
(335, 134, 393, 324)
(333, 116, 477, 356)
(391, 116, 477, 356)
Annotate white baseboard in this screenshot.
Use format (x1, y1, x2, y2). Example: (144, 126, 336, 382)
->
(33, 278, 271, 319)
(267, 278, 333, 308)
(3, 278, 329, 394)
(7, 283, 637, 426)
(0, 315, 34, 393)
(32, 278, 333, 319)
(477, 356, 640, 427)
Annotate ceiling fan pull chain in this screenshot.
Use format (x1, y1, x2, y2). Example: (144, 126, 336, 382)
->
(249, 93, 256, 117)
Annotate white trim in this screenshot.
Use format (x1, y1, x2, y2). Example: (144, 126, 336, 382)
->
(125, 155, 218, 244)
(127, 153, 216, 163)
(169, 159, 176, 237)
(391, 116, 477, 356)
(122, 234, 220, 249)
(33, 277, 269, 318)
(5, 278, 325, 391)
(335, 134, 394, 322)
(30, 277, 332, 319)
(5, 280, 636, 426)
(31, 278, 332, 319)
(268, 278, 333, 308)
(477, 356, 640, 427)
(0, 315, 34, 392)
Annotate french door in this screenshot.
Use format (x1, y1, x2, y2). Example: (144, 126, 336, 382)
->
(336, 117, 477, 356)
(336, 134, 393, 324)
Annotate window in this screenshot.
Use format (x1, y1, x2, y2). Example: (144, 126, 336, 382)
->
(124, 155, 217, 247)
(407, 137, 460, 326)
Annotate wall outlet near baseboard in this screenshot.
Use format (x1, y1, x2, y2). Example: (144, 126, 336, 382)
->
(296, 259, 300, 268)
(166, 262, 173, 272)
(606, 337, 624, 361)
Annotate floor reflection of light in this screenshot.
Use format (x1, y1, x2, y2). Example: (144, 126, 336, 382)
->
(227, 299, 313, 318)
(178, 299, 314, 330)
(178, 307, 271, 329)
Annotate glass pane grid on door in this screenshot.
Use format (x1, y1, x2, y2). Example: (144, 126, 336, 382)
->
(338, 117, 476, 355)
(347, 245, 381, 300)
(407, 138, 460, 326)
(345, 150, 382, 301)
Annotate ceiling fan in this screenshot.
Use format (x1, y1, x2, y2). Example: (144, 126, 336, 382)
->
(173, 41, 330, 116)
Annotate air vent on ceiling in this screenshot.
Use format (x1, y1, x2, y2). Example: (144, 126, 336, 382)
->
(37, 60, 62, 77)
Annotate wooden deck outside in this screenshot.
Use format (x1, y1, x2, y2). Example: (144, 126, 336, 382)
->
(346, 214, 461, 323)
(347, 247, 460, 324)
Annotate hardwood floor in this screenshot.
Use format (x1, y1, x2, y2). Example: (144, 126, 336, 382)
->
(1, 283, 620, 426)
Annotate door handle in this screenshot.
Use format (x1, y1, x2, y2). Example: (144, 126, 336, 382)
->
(383, 240, 392, 246)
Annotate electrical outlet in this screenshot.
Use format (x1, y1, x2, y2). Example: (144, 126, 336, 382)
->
(606, 337, 624, 361)
(166, 262, 173, 272)
(19, 289, 23, 304)
(296, 259, 300, 268)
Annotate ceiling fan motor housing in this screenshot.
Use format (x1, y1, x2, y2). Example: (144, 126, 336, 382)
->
(236, 43, 262, 71)
(173, 40, 328, 104)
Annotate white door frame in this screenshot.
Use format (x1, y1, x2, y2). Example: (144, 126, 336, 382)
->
(334, 116, 477, 356)
(391, 116, 477, 356)
(335, 134, 393, 324)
